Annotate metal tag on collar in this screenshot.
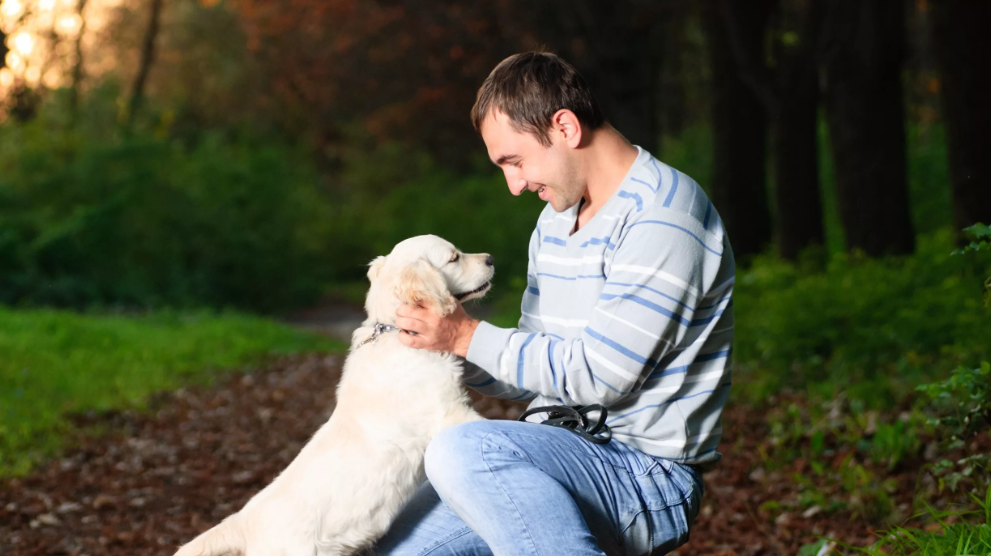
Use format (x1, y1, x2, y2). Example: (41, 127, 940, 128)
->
(358, 323, 397, 348)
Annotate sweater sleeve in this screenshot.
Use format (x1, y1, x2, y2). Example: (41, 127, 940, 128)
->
(460, 227, 541, 402)
(466, 206, 725, 407)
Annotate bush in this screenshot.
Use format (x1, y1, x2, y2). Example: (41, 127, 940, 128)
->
(326, 142, 545, 293)
(733, 230, 991, 407)
(0, 91, 546, 313)
(0, 117, 335, 312)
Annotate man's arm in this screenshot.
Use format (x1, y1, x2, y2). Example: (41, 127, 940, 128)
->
(465, 207, 731, 407)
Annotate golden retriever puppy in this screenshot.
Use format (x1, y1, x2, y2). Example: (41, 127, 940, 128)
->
(174, 235, 490, 556)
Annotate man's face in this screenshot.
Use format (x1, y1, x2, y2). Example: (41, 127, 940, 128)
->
(480, 110, 584, 212)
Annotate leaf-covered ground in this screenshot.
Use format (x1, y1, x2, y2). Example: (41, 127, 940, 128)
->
(0, 353, 981, 556)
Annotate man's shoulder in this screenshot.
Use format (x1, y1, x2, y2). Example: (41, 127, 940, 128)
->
(621, 153, 724, 240)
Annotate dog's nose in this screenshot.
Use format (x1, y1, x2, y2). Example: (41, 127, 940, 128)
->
(485, 255, 494, 267)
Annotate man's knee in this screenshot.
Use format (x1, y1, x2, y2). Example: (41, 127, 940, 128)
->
(424, 421, 489, 486)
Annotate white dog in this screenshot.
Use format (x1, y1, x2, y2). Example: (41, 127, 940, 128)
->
(174, 235, 490, 556)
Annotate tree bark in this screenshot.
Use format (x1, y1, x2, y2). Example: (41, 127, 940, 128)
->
(660, 7, 687, 138)
(571, 1, 662, 153)
(126, 0, 164, 125)
(930, 0, 991, 231)
(774, 79, 824, 259)
(823, 0, 915, 256)
(69, 0, 88, 120)
(0, 28, 8, 70)
(719, 0, 826, 259)
(701, 0, 772, 259)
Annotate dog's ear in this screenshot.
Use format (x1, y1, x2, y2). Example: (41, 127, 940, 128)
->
(367, 256, 387, 282)
(395, 259, 457, 316)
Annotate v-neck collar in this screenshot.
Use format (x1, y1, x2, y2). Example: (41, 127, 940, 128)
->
(566, 146, 648, 241)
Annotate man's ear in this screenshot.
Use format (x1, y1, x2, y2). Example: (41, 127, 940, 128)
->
(367, 256, 387, 282)
(395, 259, 457, 316)
(551, 109, 583, 148)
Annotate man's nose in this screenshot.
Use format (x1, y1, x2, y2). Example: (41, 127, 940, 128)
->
(508, 177, 528, 196)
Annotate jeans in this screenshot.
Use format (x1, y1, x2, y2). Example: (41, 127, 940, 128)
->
(374, 420, 704, 556)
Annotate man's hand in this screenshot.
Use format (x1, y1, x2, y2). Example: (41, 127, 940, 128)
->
(396, 300, 480, 357)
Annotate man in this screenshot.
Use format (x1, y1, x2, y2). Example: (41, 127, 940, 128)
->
(378, 52, 734, 556)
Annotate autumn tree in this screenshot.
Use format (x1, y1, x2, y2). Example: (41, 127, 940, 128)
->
(231, 0, 519, 167)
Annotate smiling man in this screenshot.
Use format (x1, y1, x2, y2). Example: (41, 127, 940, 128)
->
(378, 52, 735, 556)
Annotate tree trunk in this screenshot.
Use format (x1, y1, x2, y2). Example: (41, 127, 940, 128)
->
(126, 0, 164, 125)
(701, 0, 772, 259)
(823, 0, 915, 256)
(774, 79, 824, 259)
(660, 8, 687, 138)
(0, 28, 8, 70)
(930, 0, 991, 231)
(69, 0, 88, 121)
(719, 0, 827, 260)
(575, 1, 661, 153)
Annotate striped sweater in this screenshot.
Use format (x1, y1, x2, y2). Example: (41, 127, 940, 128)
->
(464, 146, 735, 467)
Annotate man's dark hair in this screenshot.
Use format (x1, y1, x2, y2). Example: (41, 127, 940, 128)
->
(470, 52, 605, 146)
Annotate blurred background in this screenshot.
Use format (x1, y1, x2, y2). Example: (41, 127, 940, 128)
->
(1, 1, 991, 553)
(0, 0, 987, 312)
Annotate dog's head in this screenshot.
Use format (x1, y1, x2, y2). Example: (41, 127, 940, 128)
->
(364, 235, 495, 325)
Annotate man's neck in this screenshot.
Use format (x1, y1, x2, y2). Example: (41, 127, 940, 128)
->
(574, 125, 640, 230)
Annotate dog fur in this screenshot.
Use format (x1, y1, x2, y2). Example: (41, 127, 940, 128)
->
(173, 235, 490, 556)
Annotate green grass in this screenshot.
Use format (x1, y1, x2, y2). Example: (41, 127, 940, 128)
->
(836, 487, 991, 555)
(0, 307, 345, 476)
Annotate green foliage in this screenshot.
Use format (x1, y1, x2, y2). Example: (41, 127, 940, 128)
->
(917, 362, 991, 444)
(733, 230, 991, 407)
(953, 223, 991, 308)
(952, 224, 991, 256)
(0, 307, 344, 476)
(0, 89, 549, 312)
(798, 539, 833, 556)
(328, 142, 546, 292)
(916, 359, 991, 494)
(869, 419, 922, 471)
(836, 453, 898, 522)
(906, 124, 954, 235)
(841, 486, 991, 556)
(0, 95, 337, 312)
(910, 225, 991, 495)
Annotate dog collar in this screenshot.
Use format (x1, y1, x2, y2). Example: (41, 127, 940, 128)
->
(356, 323, 402, 348)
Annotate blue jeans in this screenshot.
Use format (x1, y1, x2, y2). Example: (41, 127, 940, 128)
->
(374, 420, 704, 556)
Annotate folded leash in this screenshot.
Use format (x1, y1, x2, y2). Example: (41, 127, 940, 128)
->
(518, 404, 612, 445)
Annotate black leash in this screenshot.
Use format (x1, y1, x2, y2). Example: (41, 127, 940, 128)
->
(517, 404, 612, 444)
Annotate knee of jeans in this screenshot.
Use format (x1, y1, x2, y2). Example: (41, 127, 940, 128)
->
(424, 422, 487, 489)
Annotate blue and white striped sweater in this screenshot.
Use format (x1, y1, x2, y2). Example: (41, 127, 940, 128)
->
(465, 146, 735, 467)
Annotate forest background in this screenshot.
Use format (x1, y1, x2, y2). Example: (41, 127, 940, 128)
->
(1, 0, 990, 554)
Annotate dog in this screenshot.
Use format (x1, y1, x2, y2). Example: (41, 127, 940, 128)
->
(174, 235, 491, 556)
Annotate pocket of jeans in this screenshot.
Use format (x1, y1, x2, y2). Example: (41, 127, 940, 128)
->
(634, 462, 692, 512)
(621, 503, 691, 556)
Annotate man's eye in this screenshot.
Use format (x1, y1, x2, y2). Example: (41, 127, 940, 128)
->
(449, 253, 460, 263)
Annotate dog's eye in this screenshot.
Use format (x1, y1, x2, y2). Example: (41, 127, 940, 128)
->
(449, 253, 460, 264)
